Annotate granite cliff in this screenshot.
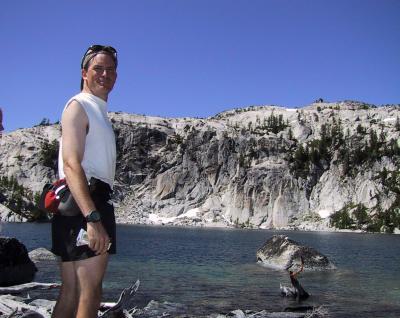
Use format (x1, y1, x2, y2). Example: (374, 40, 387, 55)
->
(1, 101, 399, 232)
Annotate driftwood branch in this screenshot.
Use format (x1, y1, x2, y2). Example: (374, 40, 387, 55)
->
(99, 280, 140, 317)
(0, 282, 60, 295)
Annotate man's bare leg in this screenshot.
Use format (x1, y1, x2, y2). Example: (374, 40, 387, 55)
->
(52, 261, 79, 318)
(75, 253, 109, 318)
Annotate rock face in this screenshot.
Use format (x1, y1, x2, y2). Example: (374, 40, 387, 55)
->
(1, 101, 400, 232)
(0, 203, 27, 222)
(0, 237, 37, 286)
(256, 235, 335, 270)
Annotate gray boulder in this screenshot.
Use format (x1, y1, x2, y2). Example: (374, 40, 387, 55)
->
(28, 248, 57, 263)
(0, 237, 37, 287)
(256, 235, 335, 270)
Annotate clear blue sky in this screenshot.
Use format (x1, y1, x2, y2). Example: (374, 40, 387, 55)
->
(1, 0, 399, 132)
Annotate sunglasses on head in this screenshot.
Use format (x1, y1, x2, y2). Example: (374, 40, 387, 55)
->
(81, 45, 118, 69)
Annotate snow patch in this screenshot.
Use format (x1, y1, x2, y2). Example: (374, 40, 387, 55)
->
(149, 208, 201, 224)
(317, 209, 332, 219)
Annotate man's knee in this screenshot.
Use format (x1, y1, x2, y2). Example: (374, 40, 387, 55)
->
(78, 256, 107, 289)
(76, 254, 109, 284)
(79, 279, 102, 296)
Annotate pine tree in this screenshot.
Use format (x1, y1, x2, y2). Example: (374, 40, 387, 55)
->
(288, 127, 294, 140)
(396, 116, 400, 131)
(356, 124, 366, 135)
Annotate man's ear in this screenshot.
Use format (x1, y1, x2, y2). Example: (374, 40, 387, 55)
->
(81, 69, 88, 89)
(81, 68, 88, 81)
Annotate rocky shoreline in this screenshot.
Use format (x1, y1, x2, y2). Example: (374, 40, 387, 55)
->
(0, 293, 329, 318)
(114, 218, 400, 235)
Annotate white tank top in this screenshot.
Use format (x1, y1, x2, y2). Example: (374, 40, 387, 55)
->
(58, 93, 116, 188)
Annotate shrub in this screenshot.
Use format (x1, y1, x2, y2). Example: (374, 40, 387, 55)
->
(37, 118, 51, 126)
(39, 139, 59, 170)
(330, 208, 353, 229)
(352, 204, 369, 228)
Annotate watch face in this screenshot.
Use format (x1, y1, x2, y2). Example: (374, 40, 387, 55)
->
(93, 211, 101, 221)
(88, 211, 101, 222)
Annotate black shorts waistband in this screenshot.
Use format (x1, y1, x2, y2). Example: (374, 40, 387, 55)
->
(89, 178, 112, 198)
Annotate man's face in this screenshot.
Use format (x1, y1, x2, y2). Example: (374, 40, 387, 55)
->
(82, 53, 117, 100)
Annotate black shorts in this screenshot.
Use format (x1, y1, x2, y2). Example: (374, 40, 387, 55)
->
(51, 179, 116, 262)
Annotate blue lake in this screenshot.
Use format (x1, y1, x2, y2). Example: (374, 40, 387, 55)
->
(1, 223, 400, 317)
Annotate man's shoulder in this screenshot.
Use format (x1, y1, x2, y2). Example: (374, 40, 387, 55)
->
(65, 93, 99, 112)
(68, 92, 89, 104)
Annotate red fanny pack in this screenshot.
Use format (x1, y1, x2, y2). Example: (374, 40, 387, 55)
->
(38, 179, 69, 214)
(38, 179, 80, 216)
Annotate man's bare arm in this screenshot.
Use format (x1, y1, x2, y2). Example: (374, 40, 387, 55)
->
(61, 100, 110, 255)
(61, 100, 95, 215)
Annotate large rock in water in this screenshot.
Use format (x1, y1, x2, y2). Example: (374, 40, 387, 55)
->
(0, 237, 37, 286)
(256, 235, 335, 270)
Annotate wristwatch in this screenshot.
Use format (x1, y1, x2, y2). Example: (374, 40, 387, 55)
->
(86, 210, 101, 223)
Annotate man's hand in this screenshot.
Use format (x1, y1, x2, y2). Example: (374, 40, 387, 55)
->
(87, 222, 110, 255)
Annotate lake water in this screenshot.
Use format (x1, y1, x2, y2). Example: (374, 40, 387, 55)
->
(1, 223, 400, 317)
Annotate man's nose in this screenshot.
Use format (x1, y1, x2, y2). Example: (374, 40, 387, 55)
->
(101, 69, 115, 76)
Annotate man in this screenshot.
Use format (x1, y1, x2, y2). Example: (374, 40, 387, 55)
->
(51, 45, 118, 318)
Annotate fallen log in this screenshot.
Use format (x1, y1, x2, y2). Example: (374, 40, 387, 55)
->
(0, 294, 52, 317)
(0, 282, 60, 295)
(0, 281, 140, 318)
